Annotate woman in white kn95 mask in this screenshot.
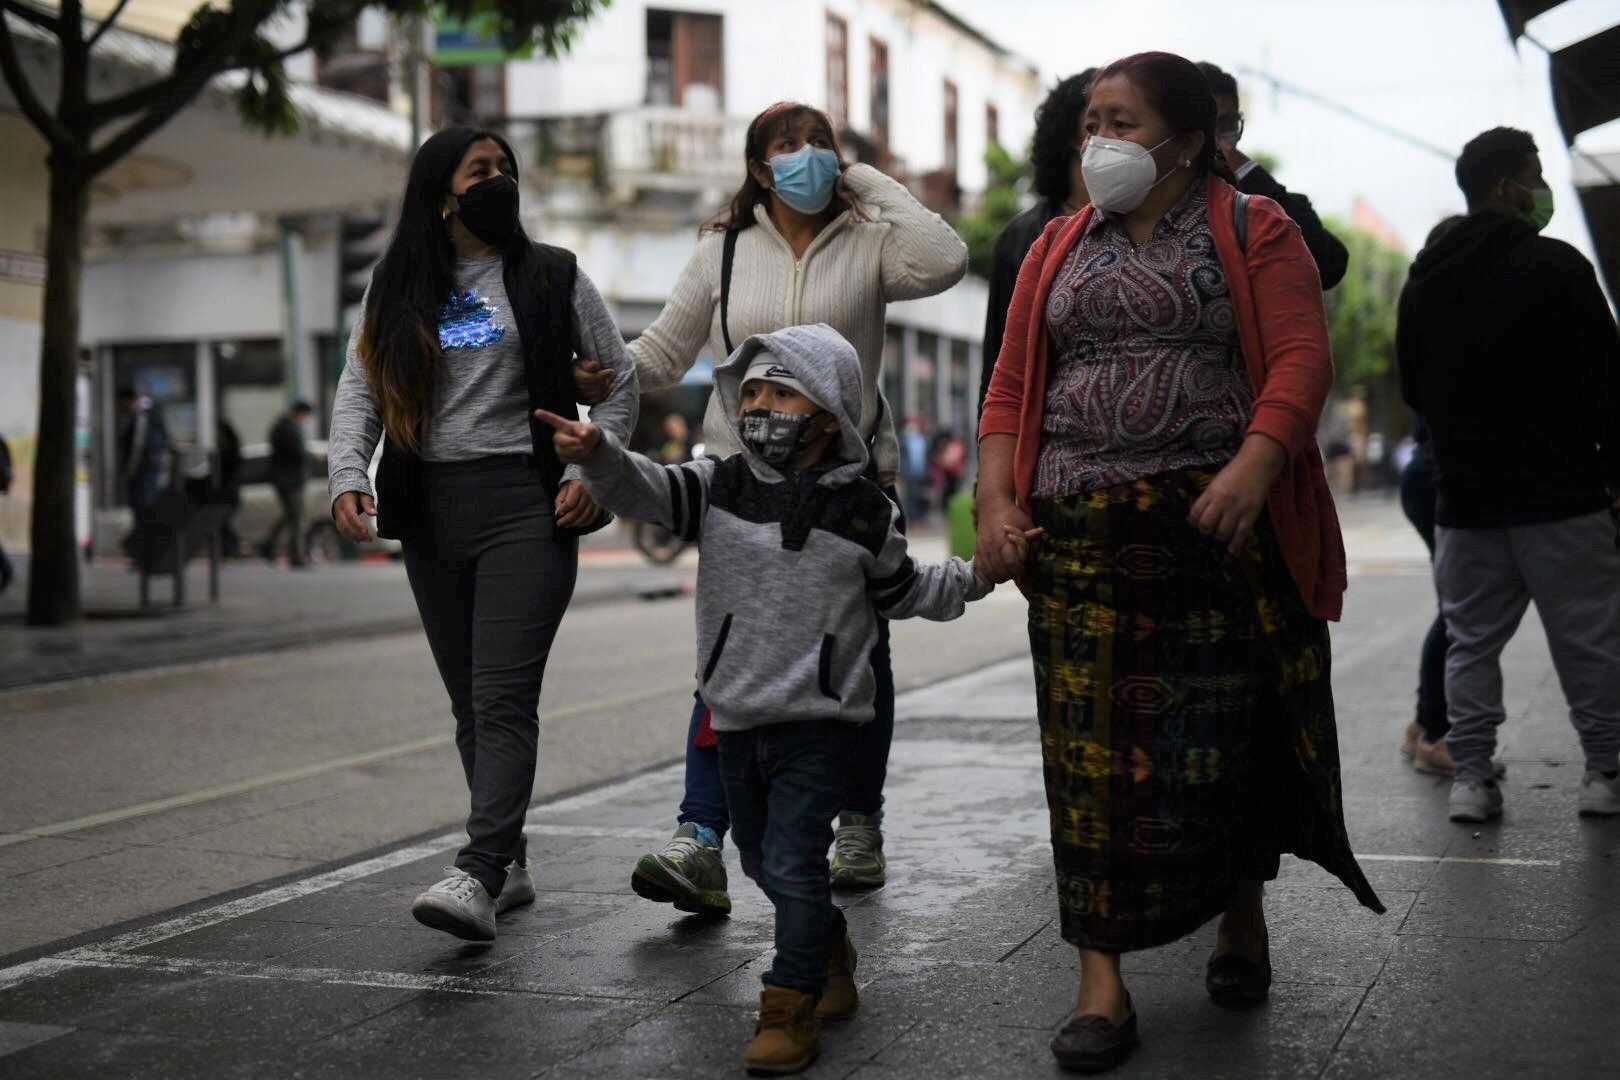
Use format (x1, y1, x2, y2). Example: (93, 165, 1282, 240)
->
(977, 51, 1380, 1073)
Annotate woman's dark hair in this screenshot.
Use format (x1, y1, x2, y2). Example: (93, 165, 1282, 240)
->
(1091, 51, 1235, 183)
(1030, 68, 1098, 207)
(705, 102, 854, 233)
(1455, 127, 1537, 207)
(360, 126, 530, 450)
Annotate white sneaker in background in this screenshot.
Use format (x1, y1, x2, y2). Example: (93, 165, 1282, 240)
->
(411, 867, 497, 941)
(1577, 771, 1620, 818)
(1447, 778, 1504, 823)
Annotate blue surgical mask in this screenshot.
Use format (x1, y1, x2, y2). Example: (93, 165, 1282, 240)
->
(769, 145, 841, 215)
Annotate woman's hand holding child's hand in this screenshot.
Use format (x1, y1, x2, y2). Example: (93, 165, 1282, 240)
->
(974, 524, 1044, 585)
(534, 409, 603, 464)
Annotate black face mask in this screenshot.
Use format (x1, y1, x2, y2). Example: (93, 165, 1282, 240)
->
(454, 173, 519, 248)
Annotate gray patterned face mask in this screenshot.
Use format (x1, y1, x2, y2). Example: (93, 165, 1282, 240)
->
(740, 408, 827, 468)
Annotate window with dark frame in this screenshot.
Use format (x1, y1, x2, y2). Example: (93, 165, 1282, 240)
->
(943, 79, 959, 177)
(826, 13, 849, 131)
(646, 9, 725, 108)
(986, 102, 1000, 149)
(869, 36, 889, 149)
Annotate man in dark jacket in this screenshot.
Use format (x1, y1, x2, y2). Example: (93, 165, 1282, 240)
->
(258, 401, 313, 567)
(978, 69, 1096, 415)
(1396, 126, 1620, 823)
(1199, 62, 1349, 290)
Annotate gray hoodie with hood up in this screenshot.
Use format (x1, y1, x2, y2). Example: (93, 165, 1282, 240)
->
(578, 323, 990, 732)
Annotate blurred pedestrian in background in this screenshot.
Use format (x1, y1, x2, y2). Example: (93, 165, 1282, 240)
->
(258, 401, 313, 568)
(215, 418, 244, 558)
(1397, 126, 1620, 824)
(0, 429, 13, 593)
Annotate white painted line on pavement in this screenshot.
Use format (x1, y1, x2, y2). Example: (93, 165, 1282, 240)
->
(63, 949, 622, 1001)
(529, 824, 669, 841)
(1357, 853, 1561, 867)
(0, 680, 695, 849)
(0, 761, 688, 992)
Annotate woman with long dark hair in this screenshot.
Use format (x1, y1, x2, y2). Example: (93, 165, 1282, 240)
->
(327, 127, 637, 942)
(977, 53, 1381, 1071)
(577, 101, 966, 924)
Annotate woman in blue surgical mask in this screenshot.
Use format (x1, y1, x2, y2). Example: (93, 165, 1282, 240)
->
(571, 101, 968, 922)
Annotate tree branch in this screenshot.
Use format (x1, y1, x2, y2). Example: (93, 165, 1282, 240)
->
(88, 0, 347, 126)
(0, 4, 71, 150)
(85, 0, 130, 50)
(86, 0, 277, 176)
(0, 2, 59, 34)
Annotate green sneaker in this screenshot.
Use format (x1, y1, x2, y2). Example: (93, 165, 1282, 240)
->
(631, 824, 731, 917)
(830, 813, 886, 889)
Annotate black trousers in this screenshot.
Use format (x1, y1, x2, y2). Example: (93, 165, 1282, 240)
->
(263, 482, 306, 565)
(403, 457, 579, 897)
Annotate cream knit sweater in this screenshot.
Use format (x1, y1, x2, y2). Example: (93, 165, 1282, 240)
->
(629, 163, 968, 477)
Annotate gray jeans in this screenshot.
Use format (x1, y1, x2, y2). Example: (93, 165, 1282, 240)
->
(403, 456, 578, 897)
(1435, 509, 1620, 781)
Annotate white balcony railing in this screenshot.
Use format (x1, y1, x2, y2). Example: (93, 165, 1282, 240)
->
(605, 106, 750, 192)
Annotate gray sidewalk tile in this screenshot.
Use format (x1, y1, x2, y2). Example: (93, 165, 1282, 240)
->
(0, 1020, 72, 1058)
(298, 992, 657, 1080)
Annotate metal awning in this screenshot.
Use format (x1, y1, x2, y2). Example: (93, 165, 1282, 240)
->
(4, 13, 411, 225)
(1497, 0, 1620, 301)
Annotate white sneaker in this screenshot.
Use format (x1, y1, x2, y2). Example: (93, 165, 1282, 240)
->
(1577, 772, 1620, 818)
(1448, 778, 1504, 823)
(411, 867, 497, 941)
(496, 861, 536, 913)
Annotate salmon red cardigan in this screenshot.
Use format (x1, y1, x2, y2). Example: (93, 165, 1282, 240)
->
(980, 176, 1348, 621)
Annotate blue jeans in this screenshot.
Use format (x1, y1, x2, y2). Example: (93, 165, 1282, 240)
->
(1400, 457, 1449, 742)
(718, 721, 855, 995)
(677, 489, 902, 840)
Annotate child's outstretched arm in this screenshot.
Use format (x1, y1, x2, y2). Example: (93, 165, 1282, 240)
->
(536, 409, 713, 539)
(868, 501, 1010, 621)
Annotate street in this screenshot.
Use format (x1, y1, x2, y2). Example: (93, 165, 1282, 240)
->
(0, 502, 1616, 1077)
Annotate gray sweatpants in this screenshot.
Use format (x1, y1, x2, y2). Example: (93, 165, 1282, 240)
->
(1435, 509, 1620, 782)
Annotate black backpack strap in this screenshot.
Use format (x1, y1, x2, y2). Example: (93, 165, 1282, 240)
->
(720, 228, 739, 356)
(1232, 191, 1251, 255)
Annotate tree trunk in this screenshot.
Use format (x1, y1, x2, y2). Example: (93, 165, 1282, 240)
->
(26, 161, 90, 626)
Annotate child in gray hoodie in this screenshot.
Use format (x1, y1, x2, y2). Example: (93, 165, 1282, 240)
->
(540, 323, 1026, 1075)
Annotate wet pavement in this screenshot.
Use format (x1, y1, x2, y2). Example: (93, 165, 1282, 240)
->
(2, 584, 1615, 1079)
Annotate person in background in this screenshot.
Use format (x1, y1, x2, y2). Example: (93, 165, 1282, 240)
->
(979, 68, 1096, 415)
(900, 414, 931, 524)
(0, 430, 13, 593)
(977, 52, 1381, 1072)
(116, 387, 169, 555)
(658, 412, 692, 465)
(1397, 126, 1620, 823)
(1198, 62, 1349, 290)
(258, 401, 314, 568)
(215, 418, 244, 558)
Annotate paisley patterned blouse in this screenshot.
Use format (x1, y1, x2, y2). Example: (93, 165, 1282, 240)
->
(1033, 182, 1253, 498)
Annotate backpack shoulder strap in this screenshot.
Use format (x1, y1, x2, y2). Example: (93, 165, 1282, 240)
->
(720, 228, 739, 356)
(1232, 191, 1251, 255)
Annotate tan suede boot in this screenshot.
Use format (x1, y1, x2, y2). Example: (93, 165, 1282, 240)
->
(815, 934, 859, 1020)
(744, 986, 820, 1075)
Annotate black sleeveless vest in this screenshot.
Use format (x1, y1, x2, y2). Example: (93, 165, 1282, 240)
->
(374, 242, 604, 543)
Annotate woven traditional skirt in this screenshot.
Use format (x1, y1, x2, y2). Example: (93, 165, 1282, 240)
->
(1027, 469, 1382, 953)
